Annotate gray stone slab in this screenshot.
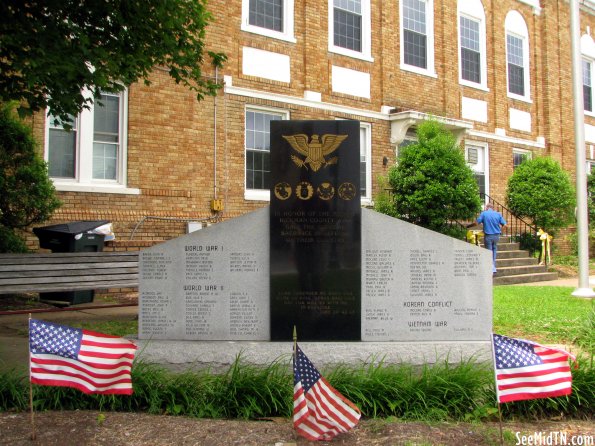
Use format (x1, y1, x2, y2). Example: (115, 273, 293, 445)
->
(139, 208, 269, 340)
(139, 207, 492, 345)
(362, 209, 492, 341)
(135, 339, 493, 372)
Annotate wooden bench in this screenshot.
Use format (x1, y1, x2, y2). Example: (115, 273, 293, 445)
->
(0, 251, 139, 295)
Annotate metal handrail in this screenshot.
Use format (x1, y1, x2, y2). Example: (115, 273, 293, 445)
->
(478, 193, 538, 241)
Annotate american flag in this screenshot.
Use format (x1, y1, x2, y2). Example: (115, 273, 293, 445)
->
(29, 319, 137, 395)
(293, 345, 360, 441)
(492, 334, 575, 403)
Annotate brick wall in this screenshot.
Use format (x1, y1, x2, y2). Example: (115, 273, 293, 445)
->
(24, 0, 593, 254)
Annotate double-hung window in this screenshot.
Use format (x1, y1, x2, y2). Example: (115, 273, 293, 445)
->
(241, 0, 295, 42)
(46, 90, 134, 193)
(460, 17, 481, 84)
(458, 0, 487, 90)
(582, 34, 595, 115)
(245, 107, 288, 200)
(401, 0, 435, 76)
(466, 143, 488, 197)
(505, 11, 530, 101)
(584, 59, 593, 113)
(360, 123, 372, 203)
(507, 35, 525, 96)
(329, 0, 372, 61)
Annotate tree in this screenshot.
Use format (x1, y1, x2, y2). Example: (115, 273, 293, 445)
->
(0, 103, 61, 252)
(0, 1, 227, 123)
(506, 157, 575, 234)
(375, 120, 482, 236)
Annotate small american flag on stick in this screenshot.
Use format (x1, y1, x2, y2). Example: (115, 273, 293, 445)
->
(293, 345, 360, 441)
(29, 319, 136, 395)
(492, 333, 576, 403)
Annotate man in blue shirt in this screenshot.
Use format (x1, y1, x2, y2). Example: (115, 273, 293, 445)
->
(476, 203, 506, 273)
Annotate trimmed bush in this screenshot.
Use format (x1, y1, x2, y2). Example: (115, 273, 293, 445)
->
(375, 120, 481, 235)
(506, 157, 574, 234)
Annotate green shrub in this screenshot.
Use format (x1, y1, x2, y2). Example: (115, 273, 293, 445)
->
(375, 120, 481, 235)
(0, 225, 28, 253)
(0, 102, 61, 252)
(506, 157, 575, 234)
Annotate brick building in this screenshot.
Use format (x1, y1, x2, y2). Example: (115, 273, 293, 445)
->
(25, 0, 595, 251)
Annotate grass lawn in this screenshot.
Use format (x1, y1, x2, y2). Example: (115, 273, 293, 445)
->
(493, 286, 594, 350)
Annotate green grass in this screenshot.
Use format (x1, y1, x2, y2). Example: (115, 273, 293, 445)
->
(493, 286, 594, 349)
(2, 357, 593, 421)
(75, 320, 138, 338)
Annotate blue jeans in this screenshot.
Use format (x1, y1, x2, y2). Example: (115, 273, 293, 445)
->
(484, 233, 500, 273)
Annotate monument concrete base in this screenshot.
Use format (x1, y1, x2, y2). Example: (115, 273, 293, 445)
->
(135, 340, 493, 372)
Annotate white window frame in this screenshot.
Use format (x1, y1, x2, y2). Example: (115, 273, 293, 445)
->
(44, 89, 137, 194)
(505, 11, 531, 102)
(465, 141, 489, 198)
(241, 0, 296, 43)
(244, 105, 290, 201)
(512, 148, 532, 169)
(328, 0, 373, 62)
(583, 58, 594, 115)
(335, 118, 372, 204)
(457, 0, 488, 91)
(400, 0, 436, 78)
(581, 33, 595, 117)
(360, 122, 372, 204)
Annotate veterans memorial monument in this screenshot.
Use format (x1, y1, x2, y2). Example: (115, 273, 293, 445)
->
(139, 120, 492, 357)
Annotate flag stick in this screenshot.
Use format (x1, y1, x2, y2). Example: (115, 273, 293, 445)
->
(497, 403, 504, 446)
(489, 333, 503, 446)
(28, 314, 36, 440)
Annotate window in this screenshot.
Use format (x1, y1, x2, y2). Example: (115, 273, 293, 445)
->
(512, 149, 531, 170)
(401, 0, 435, 75)
(458, 0, 487, 90)
(505, 11, 530, 100)
(245, 107, 288, 200)
(466, 144, 488, 197)
(249, 0, 282, 32)
(334, 0, 362, 52)
(241, 0, 295, 42)
(507, 35, 524, 95)
(48, 115, 76, 178)
(360, 123, 371, 203)
(92, 94, 120, 180)
(460, 17, 481, 83)
(584, 59, 593, 113)
(46, 90, 133, 193)
(328, 0, 372, 61)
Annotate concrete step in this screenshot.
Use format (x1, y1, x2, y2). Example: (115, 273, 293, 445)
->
(495, 242, 520, 250)
(497, 250, 532, 259)
(496, 257, 539, 267)
(493, 271, 559, 285)
(478, 242, 520, 250)
(494, 264, 549, 277)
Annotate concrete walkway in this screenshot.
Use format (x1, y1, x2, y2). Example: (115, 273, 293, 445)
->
(513, 275, 595, 288)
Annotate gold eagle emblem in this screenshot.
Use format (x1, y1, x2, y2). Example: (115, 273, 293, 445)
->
(282, 134, 348, 172)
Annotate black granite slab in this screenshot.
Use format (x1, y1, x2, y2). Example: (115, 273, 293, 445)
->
(269, 120, 361, 341)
